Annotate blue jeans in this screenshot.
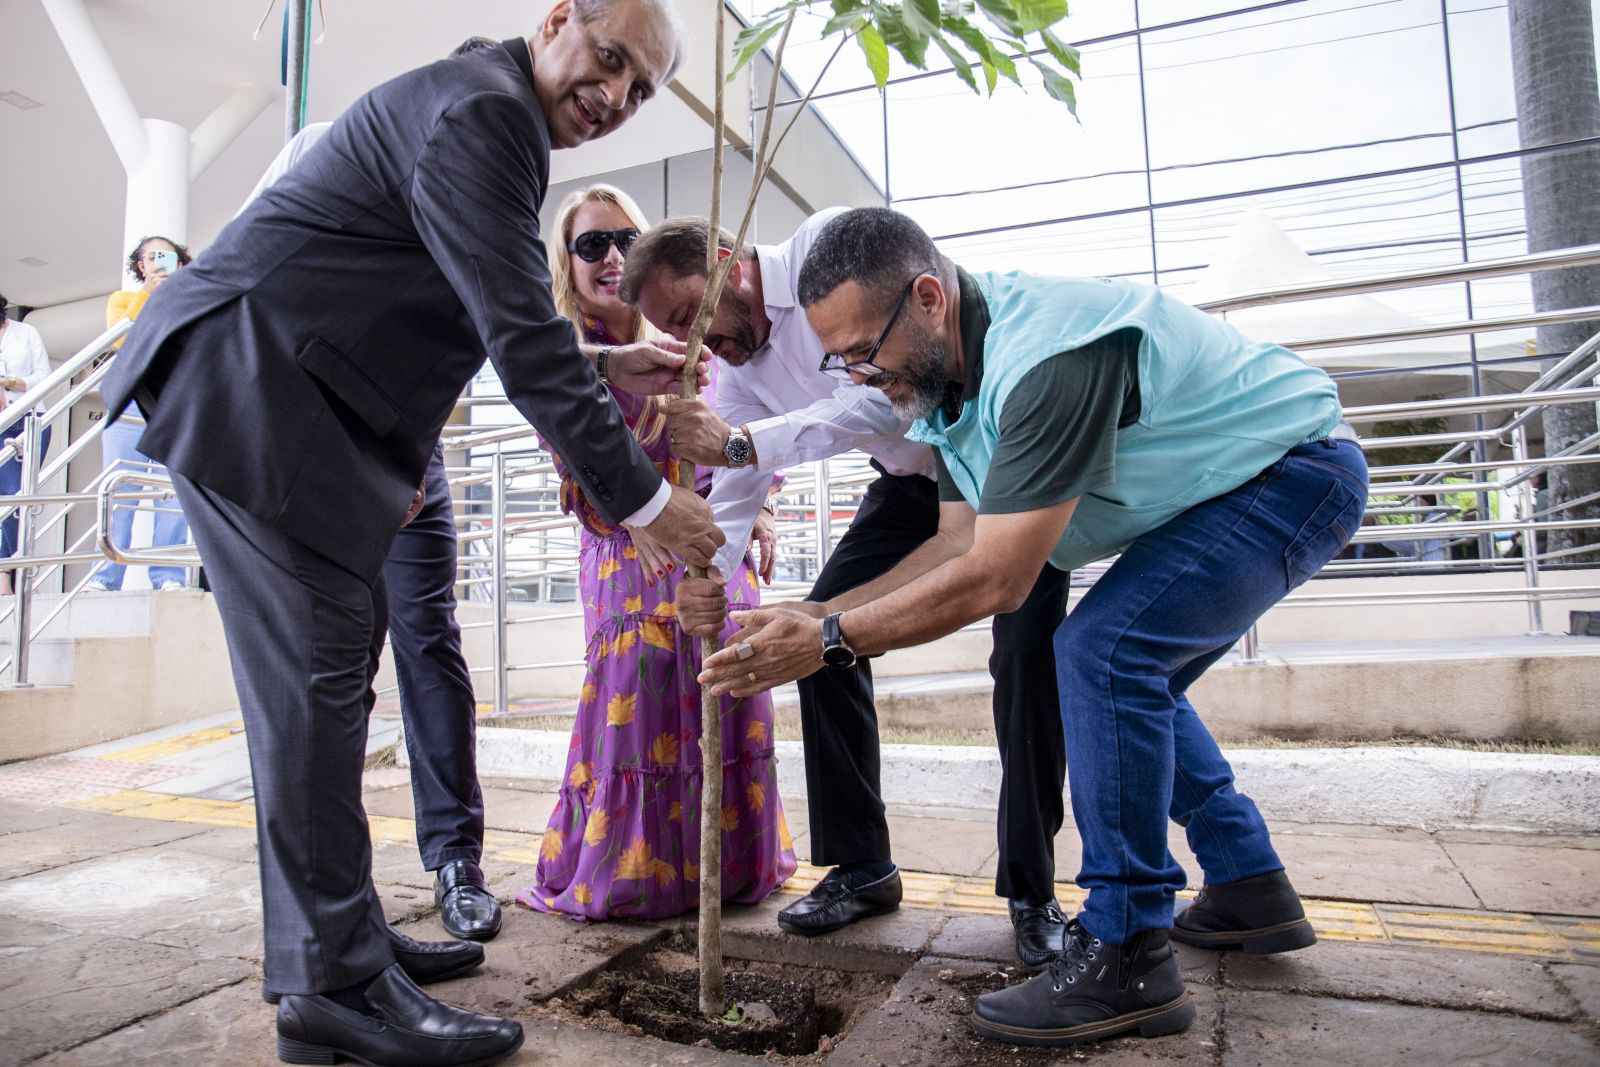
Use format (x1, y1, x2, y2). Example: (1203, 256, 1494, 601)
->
(1, 421, 52, 560)
(91, 417, 189, 588)
(1056, 438, 1368, 944)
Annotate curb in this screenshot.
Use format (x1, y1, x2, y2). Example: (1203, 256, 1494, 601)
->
(444, 727, 1600, 835)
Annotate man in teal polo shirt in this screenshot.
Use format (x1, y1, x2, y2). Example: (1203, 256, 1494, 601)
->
(683, 208, 1368, 1048)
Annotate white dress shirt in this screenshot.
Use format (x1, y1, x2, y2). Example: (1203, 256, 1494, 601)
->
(709, 208, 937, 579)
(0, 318, 51, 415)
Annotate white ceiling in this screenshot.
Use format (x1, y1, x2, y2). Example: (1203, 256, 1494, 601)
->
(1, 0, 714, 311)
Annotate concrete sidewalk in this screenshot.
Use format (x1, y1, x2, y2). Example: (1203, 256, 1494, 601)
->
(0, 713, 1596, 1066)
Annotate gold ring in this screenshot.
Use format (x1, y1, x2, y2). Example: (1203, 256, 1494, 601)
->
(734, 641, 755, 661)
(746, 671, 758, 684)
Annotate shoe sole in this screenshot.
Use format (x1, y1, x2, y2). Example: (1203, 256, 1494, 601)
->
(262, 955, 485, 1005)
(776, 899, 899, 937)
(277, 1029, 524, 1066)
(969, 992, 1195, 1046)
(1170, 917, 1317, 954)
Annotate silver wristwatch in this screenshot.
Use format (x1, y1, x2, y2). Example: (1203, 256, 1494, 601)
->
(723, 425, 754, 468)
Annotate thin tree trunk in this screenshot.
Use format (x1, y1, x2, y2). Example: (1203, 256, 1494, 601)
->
(1508, 0, 1600, 554)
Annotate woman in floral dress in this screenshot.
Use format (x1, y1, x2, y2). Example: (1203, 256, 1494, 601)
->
(518, 184, 795, 921)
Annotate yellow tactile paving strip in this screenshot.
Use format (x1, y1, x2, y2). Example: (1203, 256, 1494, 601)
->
(66, 787, 1597, 963)
(97, 720, 246, 763)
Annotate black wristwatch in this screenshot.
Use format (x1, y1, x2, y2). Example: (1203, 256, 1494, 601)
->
(596, 346, 613, 384)
(820, 611, 857, 669)
(723, 424, 754, 467)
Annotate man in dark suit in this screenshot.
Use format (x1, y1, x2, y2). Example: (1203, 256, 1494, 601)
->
(102, 3, 719, 1064)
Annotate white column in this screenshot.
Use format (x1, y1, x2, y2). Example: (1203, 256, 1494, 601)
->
(124, 118, 190, 255)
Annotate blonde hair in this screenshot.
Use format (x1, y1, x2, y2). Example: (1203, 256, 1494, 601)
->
(548, 183, 667, 447)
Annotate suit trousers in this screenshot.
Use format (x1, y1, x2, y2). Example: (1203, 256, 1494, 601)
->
(384, 444, 484, 871)
(799, 469, 1069, 903)
(173, 472, 395, 994)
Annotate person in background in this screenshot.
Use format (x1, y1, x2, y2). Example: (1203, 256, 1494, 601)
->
(1, 292, 54, 593)
(520, 184, 795, 922)
(87, 236, 193, 592)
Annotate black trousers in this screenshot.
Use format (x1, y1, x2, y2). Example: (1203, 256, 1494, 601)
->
(173, 472, 394, 994)
(383, 444, 484, 871)
(798, 469, 1069, 903)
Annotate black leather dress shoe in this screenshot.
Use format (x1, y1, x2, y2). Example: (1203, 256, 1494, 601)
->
(263, 926, 484, 1004)
(435, 859, 502, 942)
(776, 866, 901, 936)
(276, 964, 523, 1066)
(971, 919, 1194, 1046)
(1170, 868, 1316, 954)
(1009, 898, 1068, 970)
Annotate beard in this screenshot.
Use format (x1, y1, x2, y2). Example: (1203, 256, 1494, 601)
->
(885, 317, 951, 422)
(710, 285, 762, 366)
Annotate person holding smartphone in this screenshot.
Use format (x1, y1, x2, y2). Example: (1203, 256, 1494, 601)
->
(87, 236, 193, 592)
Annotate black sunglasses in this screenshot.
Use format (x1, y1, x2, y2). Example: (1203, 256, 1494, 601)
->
(568, 228, 640, 263)
(819, 267, 937, 382)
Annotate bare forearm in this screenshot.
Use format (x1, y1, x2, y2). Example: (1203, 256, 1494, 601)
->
(822, 529, 969, 614)
(837, 551, 1009, 657)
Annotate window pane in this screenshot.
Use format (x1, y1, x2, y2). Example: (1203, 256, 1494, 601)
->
(1143, 0, 1454, 204)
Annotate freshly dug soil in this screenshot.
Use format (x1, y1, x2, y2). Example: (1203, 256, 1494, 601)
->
(614, 968, 818, 1055)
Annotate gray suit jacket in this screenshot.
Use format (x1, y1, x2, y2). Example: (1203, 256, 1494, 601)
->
(104, 39, 660, 579)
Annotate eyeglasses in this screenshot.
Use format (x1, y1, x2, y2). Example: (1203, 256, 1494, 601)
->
(818, 268, 937, 382)
(568, 228, 640, 263)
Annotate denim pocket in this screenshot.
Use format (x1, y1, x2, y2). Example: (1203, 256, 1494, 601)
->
(1282, 480, 1363, 589)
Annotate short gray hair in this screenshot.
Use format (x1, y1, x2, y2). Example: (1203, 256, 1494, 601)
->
(575, 0, 690, 82)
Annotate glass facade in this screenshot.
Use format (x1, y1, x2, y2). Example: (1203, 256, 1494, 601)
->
(741, 0, 1600, 404)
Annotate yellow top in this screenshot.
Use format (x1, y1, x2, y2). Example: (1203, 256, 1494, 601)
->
(105, 288, 151, 350)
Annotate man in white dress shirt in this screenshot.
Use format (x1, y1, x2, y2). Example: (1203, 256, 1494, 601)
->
(621, 211, 1071, 967)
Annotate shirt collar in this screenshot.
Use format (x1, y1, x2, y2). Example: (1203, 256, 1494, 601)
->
(939, 265, 988, 422)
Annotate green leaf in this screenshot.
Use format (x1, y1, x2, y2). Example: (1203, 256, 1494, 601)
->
(729, 17, 789, 80)
(933, 34, 979, 93)
(870, 5, 930, 68)
(1029, 56, 1078, 114)
(974, 0, 1026, 36)
(1010, 0, 1069, 33)
(821, 9, 866, 35)
(978, 54, 997, 92)
(901, 0, 942, 39)
(942, 15, 1019, 84)
(1039, 26, 1081, 75)
(856, 24, 891, 87)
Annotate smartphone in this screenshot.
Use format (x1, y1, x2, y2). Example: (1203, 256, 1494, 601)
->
(151, 249, 179, 274)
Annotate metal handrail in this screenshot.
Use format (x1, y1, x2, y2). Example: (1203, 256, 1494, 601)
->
(1196, 242, 1600, 314)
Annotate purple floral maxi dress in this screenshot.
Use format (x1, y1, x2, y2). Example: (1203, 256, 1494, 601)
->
(519, 322, 796, 920)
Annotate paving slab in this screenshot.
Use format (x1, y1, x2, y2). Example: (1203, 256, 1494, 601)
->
(885, 812, 1000, 878)
(1219, 990, 1597, 1067)
(162, 825, 259, 864)
(826, 955, 1220, 1067)
(362, 783, 559, 838)
(0, 847, 263, 959)
(33, 979, 275, 1067)
(1550, 963, 1600, 1029)
(411, 906, 669, 1010)
(0, 914, 78, 957)
(1439, 840, 1600, 916)
(0, 799, 84, 836)
(0, 810, 209, 881)
(1270, 830, 1481, 908)
(1223, 939, 1573, 1018)
(689, 892, 944, 976)
(0, 931, 252, 1067)
(1433, 828, 1600, 851)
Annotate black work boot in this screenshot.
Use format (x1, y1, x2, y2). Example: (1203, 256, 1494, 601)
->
(1171, 868, 1316, 954)
(970, 918, 1194, 1046)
